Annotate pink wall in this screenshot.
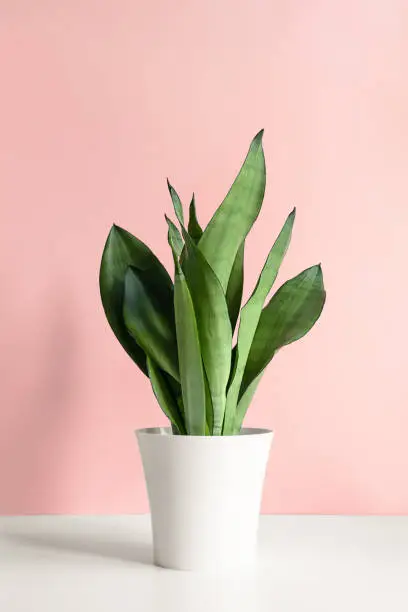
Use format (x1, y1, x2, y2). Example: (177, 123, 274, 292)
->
(1, 0, 407, 515)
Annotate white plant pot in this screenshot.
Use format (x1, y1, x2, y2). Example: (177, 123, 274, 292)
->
(136, 427, 273, 571)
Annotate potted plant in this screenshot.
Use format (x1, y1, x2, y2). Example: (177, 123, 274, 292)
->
(99, 130, 326, 571)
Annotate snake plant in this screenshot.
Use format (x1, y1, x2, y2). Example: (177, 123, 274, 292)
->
(99, 131, 326, 435)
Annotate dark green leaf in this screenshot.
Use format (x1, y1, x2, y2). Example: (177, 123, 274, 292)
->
(167, 221, 206, 435)
(123, 266, 179, 381)
(198, 130, 266, 291)
(223, 209, 295, 433)
(187, 194, 203, 243)
(226, 242, 245, 333)
(146, 356, 186, 434)
(204, 370, 214, 435)
(99, 224, 173, 376)
(241, 264, 326, 396)
(167, 180, 184, 226)
(165, 214, 183, 258)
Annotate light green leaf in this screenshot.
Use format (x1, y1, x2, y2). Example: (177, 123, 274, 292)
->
(234, 372, 264, 433)
(181, 227, 232, 435)
(99, 224, 173, 376)
(223, 209, 295, 433)
(241, 264, 326, 397)
(146, 356, 186, 434)
(226, 242, 245, 333)
(167, 180, 184, 225)
(198, 130, 266, 291)
(167, 221, 206, 435)
(188, 194, 203, 243)
(123, 266, 179, 381)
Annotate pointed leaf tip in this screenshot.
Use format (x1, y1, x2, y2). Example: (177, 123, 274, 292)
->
(166, 215, 184, 266)
(198, 131, 266, 290)
(166, 180, 184, 225)
(254, 129, 264, 143)
(187, 193, 203, 243)
(166, 179, 177, 198)
(165, 215, 180, 234)
(241, 261, 326, 397)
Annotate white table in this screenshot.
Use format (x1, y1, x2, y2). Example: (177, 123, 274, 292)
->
(1, 515, 407, 611)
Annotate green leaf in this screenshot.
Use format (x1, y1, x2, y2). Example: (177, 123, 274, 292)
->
(123, 266, 179, 381)
(165, 214, 184, 258)
(204, 370, 214, 435)
(187, 194, 203, 243)
(167, 180, 184, 226)
(198, 130, 266, 291)
(181, 227, 232, 435)
(226, 242, 245, 333)
(234, 372, 264, 433)
(241, 264, 326, 396)
(223, 209, 295, 433)
(146, 356, 186, 434)
(99, 224, 173, 376)
(167, 222, 206, 435)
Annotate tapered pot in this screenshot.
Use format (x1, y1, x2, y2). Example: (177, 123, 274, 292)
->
(136, 427, 273, 571)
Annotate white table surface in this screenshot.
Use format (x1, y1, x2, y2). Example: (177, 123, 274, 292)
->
(0, 515, 407, 611)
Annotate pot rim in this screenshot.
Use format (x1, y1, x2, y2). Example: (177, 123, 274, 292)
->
(135, 426, 273, 439)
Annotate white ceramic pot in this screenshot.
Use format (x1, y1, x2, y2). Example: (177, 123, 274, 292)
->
(136, 427, 273, 571)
